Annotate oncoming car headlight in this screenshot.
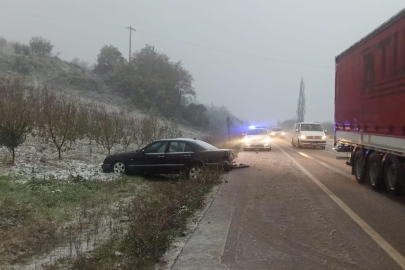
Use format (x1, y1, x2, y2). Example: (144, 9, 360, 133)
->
(265, 137, 272, 143)
(281, 132, 285, 135)
(243, 137, 250, 143)
(322, 135, 326, 140)
(270, 132, 275, 136)
(300, 135, 306, 139)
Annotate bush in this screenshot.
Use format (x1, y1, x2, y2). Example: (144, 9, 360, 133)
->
(12, 42, 22, 54)
(11, 57, 30, 75)
(0, 37, 7, 53)
(29, 36, 54, 56)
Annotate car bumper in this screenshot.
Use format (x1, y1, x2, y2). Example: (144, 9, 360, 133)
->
(101, 164, 111, 172)
(300, 141, 326, 146)
(243, 143, 271, 149)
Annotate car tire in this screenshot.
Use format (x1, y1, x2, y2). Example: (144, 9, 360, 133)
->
(367, 152, 383, 191)
(321, 146, 326, 150)
(268, 147, 272, 151)
(384, 154, 403, 196)
(291, 138, 295, 147)
(187, 163, 203, 180)
(353, 149, 366, 184)
(113, 161, 126, 174)
(298, 140, 302, 149)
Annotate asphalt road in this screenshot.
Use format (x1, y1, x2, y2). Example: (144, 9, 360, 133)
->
(170, 138, 405, 270)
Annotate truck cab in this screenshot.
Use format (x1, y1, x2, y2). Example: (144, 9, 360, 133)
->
(292, 122, 327, 149)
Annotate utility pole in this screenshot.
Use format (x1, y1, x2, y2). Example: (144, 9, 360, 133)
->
(227, 117, 231, 149)
(125, 26, 136, 62)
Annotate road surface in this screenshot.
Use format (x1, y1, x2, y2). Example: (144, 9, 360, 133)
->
(170, 138, 405, 270)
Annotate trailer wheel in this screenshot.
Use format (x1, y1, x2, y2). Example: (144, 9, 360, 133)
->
(353, 149, 366, 184)
(384, 154, 403, 196)
(367, 152, 383, 191)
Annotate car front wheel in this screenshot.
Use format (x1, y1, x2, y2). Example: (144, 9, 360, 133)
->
(113, 161, 126, 174)
(187, 164, 202, 180)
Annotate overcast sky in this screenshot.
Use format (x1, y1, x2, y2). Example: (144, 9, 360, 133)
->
(1, 0, 404, 125)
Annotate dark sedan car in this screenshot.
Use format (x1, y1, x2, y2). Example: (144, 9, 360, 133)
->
(101, 138, 234, 179)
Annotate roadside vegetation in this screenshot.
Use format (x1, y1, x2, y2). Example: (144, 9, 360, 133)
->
(0, 35, 239, 270)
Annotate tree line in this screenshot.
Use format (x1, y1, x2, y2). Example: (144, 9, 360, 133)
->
(94, 44, 210, 128)
(0, 77, 182, 164)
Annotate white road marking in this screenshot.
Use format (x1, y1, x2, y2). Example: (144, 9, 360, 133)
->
(276, 144, 405, 270)
(275, 141, 353, 180)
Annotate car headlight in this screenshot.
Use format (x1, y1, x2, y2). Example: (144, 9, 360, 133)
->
(265, 137, 272, 143)
(281, 132, 285, 135)
(300, 135, 306, 139)
(270, 132, 275, 136)
(322, 135, 326, 140)
(243, 137, 250, 143)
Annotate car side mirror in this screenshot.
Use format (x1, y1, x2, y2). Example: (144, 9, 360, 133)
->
(295, 129, 299, 132)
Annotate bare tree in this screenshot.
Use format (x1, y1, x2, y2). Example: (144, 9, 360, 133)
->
(40, 87, 77, 160)
(296, 78, 306, 122)
(97, 108, 123, 155)
(0, 77, 34, 164)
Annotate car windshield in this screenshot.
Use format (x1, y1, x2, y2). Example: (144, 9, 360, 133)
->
(247, 129, 268, 135)
(300, 124, 323, 132)
(272, 128, 283, 131)
(195, 140, 218, 150)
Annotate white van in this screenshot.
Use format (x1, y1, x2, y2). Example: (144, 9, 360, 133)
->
(291, 122, 327, 149)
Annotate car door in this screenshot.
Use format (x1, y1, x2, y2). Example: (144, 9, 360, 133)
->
(139, 141, 169, 174)
(165, 141, 196, 173)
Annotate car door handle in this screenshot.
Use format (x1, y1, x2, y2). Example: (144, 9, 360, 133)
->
(158, 156, 165, 158)
(184, 155, 192, 157)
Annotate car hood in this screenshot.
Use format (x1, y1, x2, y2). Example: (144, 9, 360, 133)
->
(104, 151, 139, 163)
(300, 131, 325, 136)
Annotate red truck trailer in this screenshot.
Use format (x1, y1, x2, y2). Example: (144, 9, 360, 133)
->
(335, 8, 405, 195)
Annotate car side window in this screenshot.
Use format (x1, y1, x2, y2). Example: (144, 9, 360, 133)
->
(145, 142, 168, 153)
(168, 142, 186, 153)
(184, 143, 195, 153)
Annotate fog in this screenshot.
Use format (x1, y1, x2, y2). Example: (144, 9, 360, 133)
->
(1, 0, 404, 125)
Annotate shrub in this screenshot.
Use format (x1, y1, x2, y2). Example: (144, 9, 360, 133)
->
(29, 36, 54, 56)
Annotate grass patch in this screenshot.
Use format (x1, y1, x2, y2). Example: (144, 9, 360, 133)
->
(66, 170, 223, 270)
(0, 175, 146, 266)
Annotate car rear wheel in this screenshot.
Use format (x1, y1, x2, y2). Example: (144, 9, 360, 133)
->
(113, 161, 126, 174)
(384, 154, 403, 196)
(367, 152, 383, 191)
(353, 149, 366, 184)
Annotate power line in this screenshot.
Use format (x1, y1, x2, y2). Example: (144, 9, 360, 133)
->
(0, 9, 333, 69)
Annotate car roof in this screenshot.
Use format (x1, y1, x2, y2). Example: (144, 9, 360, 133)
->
(157, 138, 198, 142)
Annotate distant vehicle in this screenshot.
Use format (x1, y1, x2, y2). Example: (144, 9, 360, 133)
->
(335, 9, 405, 194)
(270, 127, 285, 139)
(291, 122, 326, 149)
(101, 139, 234, 179)
(242, 127, 272, 151)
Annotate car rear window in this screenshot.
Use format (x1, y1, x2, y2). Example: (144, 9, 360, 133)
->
(195, 140, 218, 150)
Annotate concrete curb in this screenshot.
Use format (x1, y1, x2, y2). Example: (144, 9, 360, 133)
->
(155, 174, 227, 270)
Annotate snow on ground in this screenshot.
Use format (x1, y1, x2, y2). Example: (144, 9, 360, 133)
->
(0, 122, 204, 182)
